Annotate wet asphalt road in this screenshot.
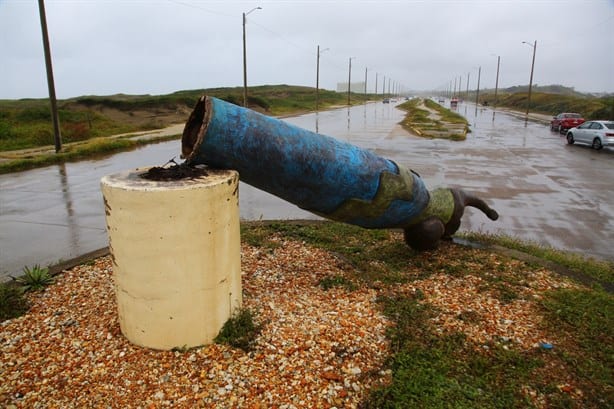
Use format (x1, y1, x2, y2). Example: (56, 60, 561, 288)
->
(1, 100, 612, 280)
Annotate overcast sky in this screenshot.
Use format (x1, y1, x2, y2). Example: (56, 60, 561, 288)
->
(1, 0, 613, 100)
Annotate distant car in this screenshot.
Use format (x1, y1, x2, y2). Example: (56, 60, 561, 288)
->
(383, 98, 390, 104)
(550, 113, 585, 133)
(566, 120, 614, 150)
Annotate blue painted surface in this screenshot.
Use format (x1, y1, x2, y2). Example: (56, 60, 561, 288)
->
(185, 97, 430, 228)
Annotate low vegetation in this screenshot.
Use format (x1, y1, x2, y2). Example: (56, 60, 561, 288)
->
(1, 264, 56, 322)
(475, 85, 614, 120)
(461, 231, 614, 285)
(0, 283, 29, 321)
(2, 222, 612, 406)
(0, 85, 377, 153)
(16, 264, 54, 292)
(2, 84, 611, 174)
(0, 85, 383, 174)
(241, 221, 613, 408)
(214, 308, 261, 351)
(398, 98, 468, 140)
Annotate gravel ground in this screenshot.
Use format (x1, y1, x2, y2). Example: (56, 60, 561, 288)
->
(1, 234, 580, 408)
(1, 239, 392, 408)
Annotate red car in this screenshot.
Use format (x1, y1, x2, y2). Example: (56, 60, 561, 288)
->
(550, 113, 585, 133)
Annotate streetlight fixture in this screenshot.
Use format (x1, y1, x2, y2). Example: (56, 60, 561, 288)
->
(522, 40, 537, 119)
(347, 57, 354, 106)
(316, 45, 329, 111)
(242, 6, 262, 107)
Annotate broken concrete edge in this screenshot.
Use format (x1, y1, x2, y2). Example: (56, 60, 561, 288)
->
(5, 221, 610, 294)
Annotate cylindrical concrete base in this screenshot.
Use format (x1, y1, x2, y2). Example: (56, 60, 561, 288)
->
(100, 168, 241, 350)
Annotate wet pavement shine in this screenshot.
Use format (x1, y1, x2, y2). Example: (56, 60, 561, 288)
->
(1, 100, 612, 280)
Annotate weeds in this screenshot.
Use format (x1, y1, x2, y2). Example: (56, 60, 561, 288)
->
(237, 222, 612, 408)
(214, 308, 260, 352)
(16, 264, 54, 291)
(318, 275, 357, 291)
(460, 231, 614, 284)
(0, 283, 29, 322)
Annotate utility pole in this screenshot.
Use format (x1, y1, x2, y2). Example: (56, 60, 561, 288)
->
(375, 73, 378, 96)
(382, 76, 385, 96)
(466, 72, 470, 99)
(494, 55, 500, 111)
(347, 57, 354, 106)
(364, 67, 367, 96)
(316, 45, 328, 111)
(242, 7, 261, 107)
(523, 40, 537, 119)
(475, 66, 481, 107)
(38, 0, 61, 153)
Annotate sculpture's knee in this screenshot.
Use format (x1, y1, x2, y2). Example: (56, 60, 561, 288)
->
(403, 216, 446, 251)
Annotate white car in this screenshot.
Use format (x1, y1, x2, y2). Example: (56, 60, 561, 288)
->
(566, 120, 614, 150)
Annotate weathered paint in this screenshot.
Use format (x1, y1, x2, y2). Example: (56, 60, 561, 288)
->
(181, 96, 498, 249)
(182, 96, 430, 228)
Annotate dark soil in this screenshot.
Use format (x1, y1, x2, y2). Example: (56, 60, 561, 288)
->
(140, 161, 208, 181)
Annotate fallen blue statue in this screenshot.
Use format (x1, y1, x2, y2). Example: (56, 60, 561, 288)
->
(181, 96, 498, 250)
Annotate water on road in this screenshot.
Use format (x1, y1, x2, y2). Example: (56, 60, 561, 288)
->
(1, 100, 612, 280)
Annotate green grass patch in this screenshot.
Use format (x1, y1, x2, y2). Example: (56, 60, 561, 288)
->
(0, 134, 180, 174)
(540, 288, 613, 407)
(1, 85, 388, 173)
(214, 308, 261, 351)
(0, 282, 29, 322)
(238, 222, 613, 408)
(366, 294, 541, 408)
(478, 91, 613, 120)
(398, 98, 468, 140)
(460, 232, 614, 285)
(424, 98, 468, 124)
(17, 264, 54, 291)
(318, 275, 357, 291)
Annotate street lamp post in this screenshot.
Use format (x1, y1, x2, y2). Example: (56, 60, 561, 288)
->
(494, 55, 500, 109)
(347, 57, 354, 106)
(466, 72, 470, 99)
(492, 55, 500, 121)
(475, 66, 481, 109)
(38, 0, 62, 153)
(242, 6, 262, 107)
(522, 40, 537, 119)
(316, 45, 329, 111)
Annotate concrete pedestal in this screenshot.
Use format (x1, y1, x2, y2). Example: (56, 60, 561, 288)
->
(100, 168, 241, 350)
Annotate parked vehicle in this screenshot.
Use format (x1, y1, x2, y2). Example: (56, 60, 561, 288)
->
(383, 98, 390, 104)
(566, 120, 614, 150)
(550, 113, 585, 133)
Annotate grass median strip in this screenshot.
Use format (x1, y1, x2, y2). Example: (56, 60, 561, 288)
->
(398, 98, 468, 140)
